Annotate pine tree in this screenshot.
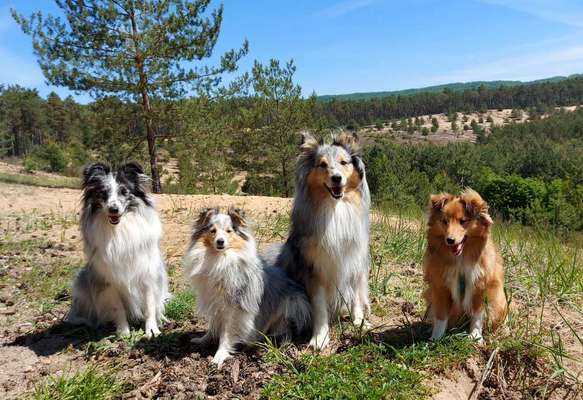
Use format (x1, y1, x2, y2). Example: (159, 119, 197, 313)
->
(12, 0, 248, 192)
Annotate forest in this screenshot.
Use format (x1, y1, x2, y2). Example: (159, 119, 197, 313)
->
(1, 73, 583, 232)
(313, 75, 583, 126)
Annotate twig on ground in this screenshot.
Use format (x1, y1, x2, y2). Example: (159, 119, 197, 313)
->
(469, 347, 499, 400)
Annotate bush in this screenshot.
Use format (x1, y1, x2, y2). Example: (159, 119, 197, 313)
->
(34, 142, 68, 172)
(22, 158, 39, 173)
(242, 174, 288, 197)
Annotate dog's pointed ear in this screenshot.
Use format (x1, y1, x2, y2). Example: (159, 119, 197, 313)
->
(430, 193, 453, 211)
(195, 208, 217, 229)
(82, 162, 110, 187)
(461, 188, 493, 226)
(299, 130, 319, 155)
(228, 207, 247, 229)
(118, 161, 146, 186)
(333, 131, 360, 155)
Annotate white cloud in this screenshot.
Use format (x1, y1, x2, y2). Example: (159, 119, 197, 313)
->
(318, 0, 379, 18)
(427, 45, 583, 84)
(479, 0, 583, 28)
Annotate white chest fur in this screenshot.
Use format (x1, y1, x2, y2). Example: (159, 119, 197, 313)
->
(84, 206, 162, 284)
(445, 258, 483, 314)
(310, 200, 369, 281)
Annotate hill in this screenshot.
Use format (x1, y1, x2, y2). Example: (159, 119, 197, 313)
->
(317, 74, 581, 101)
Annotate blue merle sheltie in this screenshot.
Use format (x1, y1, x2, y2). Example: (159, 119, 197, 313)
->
(183, 207, 312, 368)
(67, 161, 169, 338)
(267, 131, 371, 350)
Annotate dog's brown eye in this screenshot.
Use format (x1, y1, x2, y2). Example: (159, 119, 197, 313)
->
(340, 160, 349, 166)
(460, 219, 468, 225)
(210, 228, 217, 233)
(226, 229, 233, 233)
(319, 161, 328, 169)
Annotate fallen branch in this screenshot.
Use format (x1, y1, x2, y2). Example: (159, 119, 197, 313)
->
(468, 347, 499, 400)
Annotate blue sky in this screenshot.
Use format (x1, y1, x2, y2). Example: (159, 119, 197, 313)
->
(1, 0, 583, 101)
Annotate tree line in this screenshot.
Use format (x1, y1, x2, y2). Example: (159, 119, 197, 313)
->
(312, 76, 583, 126)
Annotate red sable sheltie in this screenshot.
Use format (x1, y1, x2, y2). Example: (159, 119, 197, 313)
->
(423, 189, 507, 343)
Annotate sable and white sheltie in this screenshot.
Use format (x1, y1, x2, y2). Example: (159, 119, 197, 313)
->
(268, 131, 371, 350)
(423, 189, 507, 343)
(67, 161, 169, 338)
(183, 208, 312, 367)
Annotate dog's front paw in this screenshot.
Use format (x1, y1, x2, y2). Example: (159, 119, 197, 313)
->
(144, 321, 161, 339)
(116, 323, 131, 337)
(211, 349, 231, 369)
(469, 330, 485, 345)
(429, 319, 447, 342)
(308, 331, 330, 350)
(353, 318, 371, 329)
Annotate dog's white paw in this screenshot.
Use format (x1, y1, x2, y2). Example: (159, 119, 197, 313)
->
(308, 331, 330, 350)
(469, 330, 485, 345)
(429, 319, 447, 342)
(353, 318, 371, 329)
(116, 324, 131, 337)
(211, 349, 231, 369)
(144, 321, 161, 339)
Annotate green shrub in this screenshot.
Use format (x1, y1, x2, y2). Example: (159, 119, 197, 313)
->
(243, 174, 288, 197)
(22, 158, 38, 173)
(34, 142, 68, 172)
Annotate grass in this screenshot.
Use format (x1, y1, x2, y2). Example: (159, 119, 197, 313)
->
(32, 366, 123, 400)
(165, 290, 195, 322)
(0, 171, 79, 189)
(263, 336, 477, 399)
(263, 206, 582, 399)
(0, 238, 80, 313)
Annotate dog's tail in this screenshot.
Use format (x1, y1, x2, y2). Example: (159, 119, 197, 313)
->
(260, 243, 284, 268)
(283, 284, 313, 341)
(261, 266, 312, 343)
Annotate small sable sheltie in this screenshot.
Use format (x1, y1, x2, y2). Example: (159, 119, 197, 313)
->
(67, 161, 169, 338)
(423, 189, 507, 343)
(267, 131, 371, 350)
(183, 208, 312, 368)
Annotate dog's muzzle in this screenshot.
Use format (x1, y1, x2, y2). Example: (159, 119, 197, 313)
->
(108, 214, 121, 225)
(325, 184, 344, 200)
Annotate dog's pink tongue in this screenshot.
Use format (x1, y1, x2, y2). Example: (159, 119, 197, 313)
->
(451, 243, 463, 256)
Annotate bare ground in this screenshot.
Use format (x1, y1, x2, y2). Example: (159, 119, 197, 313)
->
(0, 181, 581, 399)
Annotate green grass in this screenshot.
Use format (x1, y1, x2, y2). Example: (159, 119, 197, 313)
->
(32, 366, 123, 400)
(254, 211, 290, 244)
(264, 207, 582, 399)
(165, 290, 195, 322)
(263, 336, 477, 399)
(0, 171, 79, 189)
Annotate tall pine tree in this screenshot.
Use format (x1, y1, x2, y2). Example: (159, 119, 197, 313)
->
(13, 0, 248, 192)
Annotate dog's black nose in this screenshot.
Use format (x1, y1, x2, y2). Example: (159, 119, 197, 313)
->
(108, 205, 119, 214)
(331, 175, 342, 184)
(446, 237, 455, 245)
(216, 238, 225, 247)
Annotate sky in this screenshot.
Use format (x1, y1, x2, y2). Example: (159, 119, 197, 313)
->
(1, 0, 583, 102)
